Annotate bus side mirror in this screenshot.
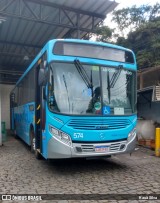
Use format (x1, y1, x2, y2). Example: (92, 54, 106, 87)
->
(10, 93, 15, 102)
(38, 61, 48, 86)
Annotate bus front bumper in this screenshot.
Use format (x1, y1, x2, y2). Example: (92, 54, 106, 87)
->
(48, 133, 137, 159)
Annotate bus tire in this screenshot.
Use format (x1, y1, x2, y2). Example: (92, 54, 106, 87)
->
(13, 121, 18, 139)
(35, 149, 42, 160)
(13, 129, 19, 139)
(30, 128, 42, 160)
(30, 128, 36, 153)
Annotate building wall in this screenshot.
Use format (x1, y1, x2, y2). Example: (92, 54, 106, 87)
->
(138, 99, 160, 123)
(1, 84, 14, 129)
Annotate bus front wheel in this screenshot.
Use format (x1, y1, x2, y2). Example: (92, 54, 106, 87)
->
(30, 129, 35, 153)
(30, 128, 42, 160)
(13, 121, 18, 139)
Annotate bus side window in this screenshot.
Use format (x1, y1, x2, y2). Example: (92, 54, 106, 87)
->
(48, 73, 59, 112)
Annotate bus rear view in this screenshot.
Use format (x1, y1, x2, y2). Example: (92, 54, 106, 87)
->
(11, 39, 137, 159)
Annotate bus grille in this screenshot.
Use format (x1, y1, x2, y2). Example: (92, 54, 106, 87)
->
(81, 145, 94, 152)
(75, 143, 122, 153)
(67, 119, 130, 130)
(110, 143, 121, 152)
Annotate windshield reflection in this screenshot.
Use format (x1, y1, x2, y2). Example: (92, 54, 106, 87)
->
(48, 62, 136, 115)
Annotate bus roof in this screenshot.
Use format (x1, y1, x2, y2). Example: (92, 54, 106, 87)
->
(49, 38, 133, 52)
(12, 39, 135, 91)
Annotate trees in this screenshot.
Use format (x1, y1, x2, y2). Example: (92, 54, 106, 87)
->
(94, 3, 160, 69)
(116, 16, 160, 69)
(94, 26, 113, 42)
(112, 3, 160, 37)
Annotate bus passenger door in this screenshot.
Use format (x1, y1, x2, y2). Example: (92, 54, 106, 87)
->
(35, 53, 47, 158)
(40, 85, 47, 156)
(10, 93, 15, 131)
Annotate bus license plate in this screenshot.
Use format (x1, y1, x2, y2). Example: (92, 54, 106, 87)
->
(95, 146, 109, 153)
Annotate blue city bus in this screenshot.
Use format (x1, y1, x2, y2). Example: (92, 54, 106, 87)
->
(10, 39, 137, 159)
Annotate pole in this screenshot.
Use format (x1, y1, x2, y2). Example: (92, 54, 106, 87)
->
(155, 128, 160, 157)
(77, 13, 80, 39)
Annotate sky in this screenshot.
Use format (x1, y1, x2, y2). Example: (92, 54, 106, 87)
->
(115, 0, 159, 9)
(105, 0, 159, 28)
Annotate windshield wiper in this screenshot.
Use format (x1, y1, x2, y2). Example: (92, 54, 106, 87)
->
(74, 59, 93, 89)
(109, 65, 123, 88)
(107, 71, 111, 104)
(63, 74, 71, 112)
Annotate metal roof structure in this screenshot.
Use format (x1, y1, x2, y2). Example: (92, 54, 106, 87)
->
(0, 0, 118, 84)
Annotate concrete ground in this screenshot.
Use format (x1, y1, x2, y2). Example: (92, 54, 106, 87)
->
(0, 135, 160, 203)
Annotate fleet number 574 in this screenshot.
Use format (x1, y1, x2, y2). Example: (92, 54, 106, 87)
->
(73, 133, 83, 139)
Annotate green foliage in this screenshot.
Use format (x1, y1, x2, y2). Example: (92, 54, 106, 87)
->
(93, 3, 160, 69)
(114, 3, 160, 69)
(119, 17, 160, 69)
(112, 3, 160, 37)
(94, 25, 114, 42)
(136, 50, 153, 68)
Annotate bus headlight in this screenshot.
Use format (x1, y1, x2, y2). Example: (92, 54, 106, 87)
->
(49, 125, 72, 146)
(60, 132, 72, 146)
(128, 128, 136, 143)
(49, 126, 59, 137)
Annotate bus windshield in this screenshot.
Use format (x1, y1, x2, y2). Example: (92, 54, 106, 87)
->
(48, 62, 136, 115)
